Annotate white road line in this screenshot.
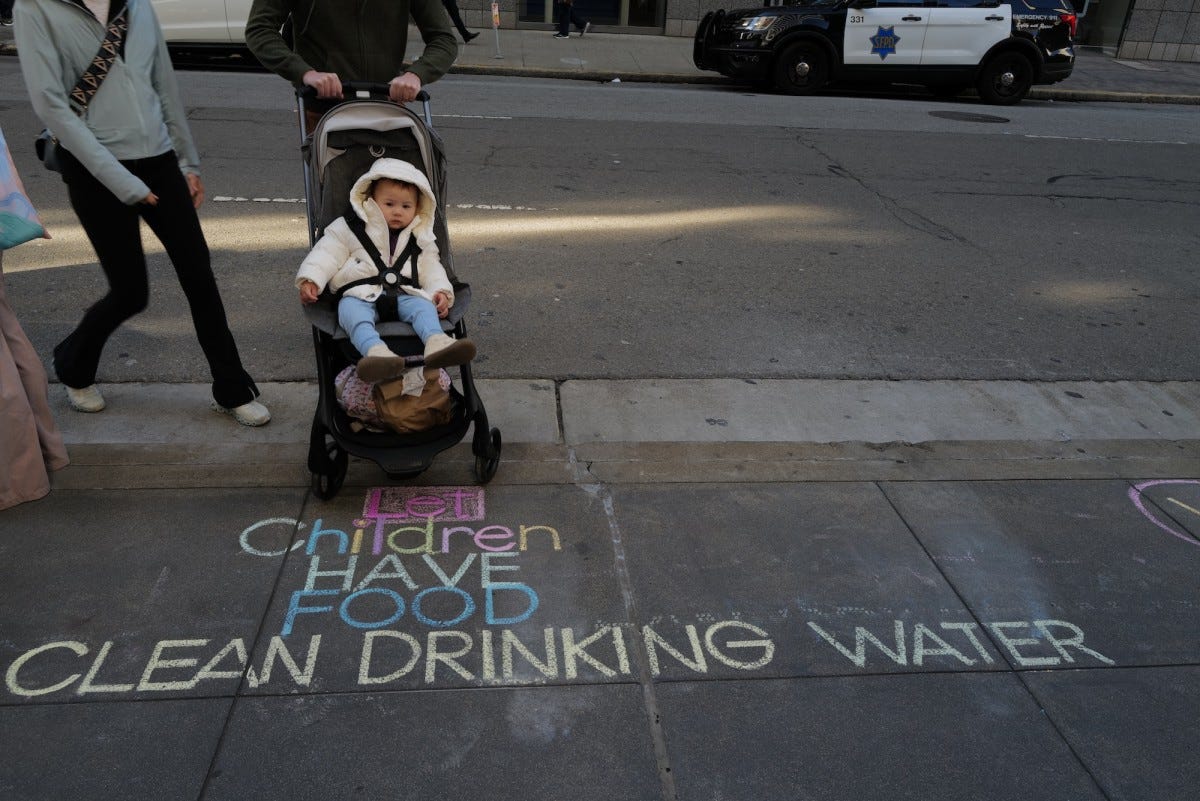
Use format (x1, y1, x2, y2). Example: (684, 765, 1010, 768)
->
(1019, 134, 1189, 145)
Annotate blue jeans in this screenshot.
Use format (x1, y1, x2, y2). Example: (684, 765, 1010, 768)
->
(339, 294, 442, 356)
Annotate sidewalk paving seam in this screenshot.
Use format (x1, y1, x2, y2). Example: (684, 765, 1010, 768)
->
(881, 477, 1129, 801)
(569, 452, 679, 800)
(193, 506, 310, 801)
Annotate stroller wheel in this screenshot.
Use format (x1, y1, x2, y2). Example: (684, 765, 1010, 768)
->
(312, 441, 349, 500)
(474, 427, 502, 485)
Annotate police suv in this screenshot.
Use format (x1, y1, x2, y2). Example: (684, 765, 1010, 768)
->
(693, 0, 1079, 104)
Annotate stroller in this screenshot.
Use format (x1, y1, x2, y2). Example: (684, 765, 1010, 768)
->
(298, 84, 501, 499)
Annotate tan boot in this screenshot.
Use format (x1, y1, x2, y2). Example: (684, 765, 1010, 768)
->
(424, 333, 476, 369)
(356, 344, 408, 383)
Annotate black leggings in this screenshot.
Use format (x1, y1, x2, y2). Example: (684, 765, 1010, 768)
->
(55, 149, 258, 408)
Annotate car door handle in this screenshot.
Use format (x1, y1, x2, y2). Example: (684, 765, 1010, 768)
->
(985, 14, 1004, 20)
(902, 15, 922, 21)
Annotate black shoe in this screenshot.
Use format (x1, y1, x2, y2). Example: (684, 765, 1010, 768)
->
(553, 32, 569, 39)
(0, 16, 13, 26)
(464, 31, 479, 42)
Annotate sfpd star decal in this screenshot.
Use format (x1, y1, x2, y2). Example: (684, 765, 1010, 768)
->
(869, 26, 900, 60)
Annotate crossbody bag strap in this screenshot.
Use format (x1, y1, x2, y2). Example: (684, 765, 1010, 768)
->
(69, 4, 130, 113)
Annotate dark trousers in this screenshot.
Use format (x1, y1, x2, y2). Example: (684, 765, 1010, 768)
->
(56, 149, 258, 408)
(0, 0, 13, 18)
(441, 0, 472, 39)
(556, 2, 586, 35)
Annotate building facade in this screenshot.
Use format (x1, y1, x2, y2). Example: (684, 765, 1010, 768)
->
(1114, 0, 1200, 62)
(471, 0, 1200, 63)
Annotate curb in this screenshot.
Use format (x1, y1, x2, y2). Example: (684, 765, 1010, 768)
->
(47, 379, 1200, 489)
(447, 62, 729, 85)
(450, 61, 1200, 104)
(1030, 86, 1200, 104)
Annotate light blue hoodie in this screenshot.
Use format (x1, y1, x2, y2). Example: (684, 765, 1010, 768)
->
(14, 0, 201, 204)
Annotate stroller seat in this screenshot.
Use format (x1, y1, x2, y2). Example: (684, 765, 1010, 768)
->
(299, 89, 500, 497)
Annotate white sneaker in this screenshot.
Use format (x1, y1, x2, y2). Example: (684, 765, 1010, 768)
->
(216, 400, 271, 427)
(66, 385, 106, 413)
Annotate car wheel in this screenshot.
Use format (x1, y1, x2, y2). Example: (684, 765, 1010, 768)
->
(976, 52, 1034, 105)
(773, 40, 830, 96)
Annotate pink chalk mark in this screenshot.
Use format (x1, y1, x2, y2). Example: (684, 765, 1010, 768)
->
(1128, 479, 1200, 547)
(361, 486, 486, 522)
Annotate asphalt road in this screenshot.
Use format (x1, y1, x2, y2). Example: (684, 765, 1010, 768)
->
(3, 65, 1199, 384)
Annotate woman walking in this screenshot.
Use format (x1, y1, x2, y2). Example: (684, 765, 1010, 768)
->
(13, 0, 270, 425)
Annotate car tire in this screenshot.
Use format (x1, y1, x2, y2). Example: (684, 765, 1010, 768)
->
(773, 40, 830, 96)
(976, 51, 1034, 105)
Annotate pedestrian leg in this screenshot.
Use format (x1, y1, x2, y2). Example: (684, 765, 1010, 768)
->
(137, 155, 258, 409)
(54, 150, 151, 389)
(555, 2, 571, 36)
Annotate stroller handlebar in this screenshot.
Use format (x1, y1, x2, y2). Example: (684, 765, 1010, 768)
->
(298, 83, 431, 103)
(297, 84, 434, 138)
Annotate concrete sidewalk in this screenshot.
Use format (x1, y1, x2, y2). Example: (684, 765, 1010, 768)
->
(4, 413, 1200, 801)
(49, 378, 1200, 490)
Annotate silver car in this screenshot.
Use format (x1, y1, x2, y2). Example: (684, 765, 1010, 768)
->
(152, 0, 252, 44)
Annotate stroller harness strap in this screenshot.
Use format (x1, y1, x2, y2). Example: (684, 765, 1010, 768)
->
(335, 213, 421, 299)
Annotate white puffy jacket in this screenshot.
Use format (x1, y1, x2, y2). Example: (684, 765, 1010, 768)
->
(295, 157, 453, 306)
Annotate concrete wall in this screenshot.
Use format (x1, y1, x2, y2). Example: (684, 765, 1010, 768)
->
(1117, 0, 1200, 61)
(666, 0, 708, 37)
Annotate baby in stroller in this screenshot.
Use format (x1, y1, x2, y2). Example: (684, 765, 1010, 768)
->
(296, 157, 476, 384)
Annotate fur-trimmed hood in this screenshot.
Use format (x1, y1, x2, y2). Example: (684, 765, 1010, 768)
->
(349, 157, 439, 254)
(295, 157, 453, 306)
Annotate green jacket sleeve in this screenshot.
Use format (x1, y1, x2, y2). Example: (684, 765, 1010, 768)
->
(245, 0, 312, 85)
(405, 0, 459, 87)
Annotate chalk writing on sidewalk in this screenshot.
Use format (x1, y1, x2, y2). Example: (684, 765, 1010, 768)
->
(269, 487, 547, 636)
(808, 618, 1113, 668)
(4, 613, 1117, 698)
(1128, 479, 1200, 547)
(1, 485, 1123, 699)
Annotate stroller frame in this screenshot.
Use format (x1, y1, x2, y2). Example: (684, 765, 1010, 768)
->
(298, 85, 500, 498)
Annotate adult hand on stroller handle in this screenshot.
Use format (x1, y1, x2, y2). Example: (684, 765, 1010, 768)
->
(299, 83, 431, 104)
